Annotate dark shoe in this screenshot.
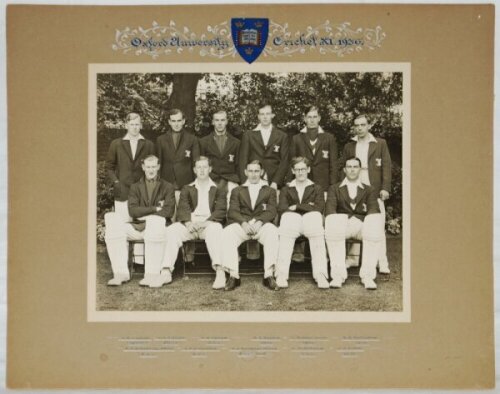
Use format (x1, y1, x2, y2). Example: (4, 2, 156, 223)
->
(224, 276, 241, 291)
(263, 276, 280, 291)
(132, 263, 145, 274)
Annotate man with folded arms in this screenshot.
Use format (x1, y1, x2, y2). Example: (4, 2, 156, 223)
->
(324, 157, 383, 290)
(221, 160, 280, 291)
(161, 156, 227, 289)
(104, 155, 175, 287)
(275, 157, 329, 289)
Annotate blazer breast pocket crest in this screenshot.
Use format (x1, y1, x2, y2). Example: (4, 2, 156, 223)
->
(185, 150, 191, 158)
(273, 145, 280, 153)
(262, 203, 267, 211)
(362, 203, 367, 212)
(322, 150, 329, 159)
(375, 158, 382, 167)
(228, 154, 235, 162)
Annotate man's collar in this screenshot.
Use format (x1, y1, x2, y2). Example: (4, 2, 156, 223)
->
(253, 124, 273, 132)
(340, 178, 365, 189)
(351, 132, 377, 143)
(242, 179, 269, 187)
(287, 179, 314, 188)
(143, 175, 159, 183)
(214, 130, 227, 136)
(299, 125, 325, 134)
(190, 178, 217, 189)
(123, 134, 145, 140)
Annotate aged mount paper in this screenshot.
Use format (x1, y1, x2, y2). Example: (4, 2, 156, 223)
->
(6, 4, 494, 389)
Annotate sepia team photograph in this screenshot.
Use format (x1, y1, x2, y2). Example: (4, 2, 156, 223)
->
(88, 63, 409, 321)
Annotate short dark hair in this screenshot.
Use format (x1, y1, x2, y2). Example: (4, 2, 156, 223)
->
(291, 156, 310, 169)
(304, 106, 320, 116)
(212, 110, 227, 118)
(258, 103, 273, 112)
(169, 108, 184, 119)
(344, 156, 362, 167)
(354, 114, 370, 124)
(247, 160, 263, 169)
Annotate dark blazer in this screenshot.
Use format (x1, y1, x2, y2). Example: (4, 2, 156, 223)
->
(128, 177, 176, 228)
(342, 136, 392, 195)
(199, 132, 240, 184)
(290, 128, 338, 189)
(176, 182, 227, 223)
(106, 137, 156, 201)
(156, 130, 200, 189)
(278, 181, 325, 219)
(227, 184, 277, 225)
(325, 181, 380, 221)
(239, 126, 289, 186)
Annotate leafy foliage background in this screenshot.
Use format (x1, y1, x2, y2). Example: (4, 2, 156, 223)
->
(97, 72, 403, 238)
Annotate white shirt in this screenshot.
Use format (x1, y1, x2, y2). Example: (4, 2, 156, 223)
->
(287, 179, 314, 203)
(340, 178, 364, 209)
(352, 133, 377, 186)
(123, 134, 145, 159)
(254, 124, 273, 146)
(243, 179, 268, 209)
(191, 179, 217, 222)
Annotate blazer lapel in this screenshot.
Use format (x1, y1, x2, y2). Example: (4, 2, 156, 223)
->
(121, 139, 133, 161)
(265, 127, 280, 152)
(241, 187, 252, 210)
(208, 133, 223, 157)
(368, 140, 377, 159)
(208, 186, 217, 211)
(254, 187, 268, 209)
(301, 184, 314, 203)
(289, 186, 299, 204)
(150, 180, 161, 205)
(190, 187, 198, 211)
(339, 185, 352, 211)
(134, 139, 145, 161)
(300, 133, 314, 159)
(354, 186, 367, 207)
(138, 179, 148, 205)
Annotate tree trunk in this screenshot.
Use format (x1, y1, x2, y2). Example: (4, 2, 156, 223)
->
(165, 74, 202, 132)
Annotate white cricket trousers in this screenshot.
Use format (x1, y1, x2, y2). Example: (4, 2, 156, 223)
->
(161, 221, 224, 271)
(276, 211, 328, 281)
(221, 222, 279, 278)
(104, 212, 166, 279)
(325, 214, 383, 282)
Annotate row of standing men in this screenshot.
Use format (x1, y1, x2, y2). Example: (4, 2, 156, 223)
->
(104, 105, 393, 290)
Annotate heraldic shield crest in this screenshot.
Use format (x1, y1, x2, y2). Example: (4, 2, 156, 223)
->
(231, 18, 269, 64)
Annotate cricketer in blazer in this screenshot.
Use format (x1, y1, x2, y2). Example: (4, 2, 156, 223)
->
(156, 130, 200, 189)
(199, 132, 240, 184)
(227, 183, 278, 225)
(325, 180, 380, 221)
(238, 126, 289, 187)
(278, 180, 325, 219)
(127, 176, 176, 230)
(176, 182, 227, 223)
(106, 137, 156, 201)
(342, 136, 392, 195)
(289, 126, 338, 190)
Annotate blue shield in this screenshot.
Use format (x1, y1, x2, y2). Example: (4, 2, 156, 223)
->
(231, 18, 269, 64)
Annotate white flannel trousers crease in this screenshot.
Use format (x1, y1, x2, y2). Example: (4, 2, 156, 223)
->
(277, 211, 328, 281)
(161, 221, 224, 271)
(104, 212, 166, 278)
(221, 222, 279, 277)
(325, 213, 383, 282)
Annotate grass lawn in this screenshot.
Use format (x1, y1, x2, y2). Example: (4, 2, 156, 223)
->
(95, 237, 402, 312)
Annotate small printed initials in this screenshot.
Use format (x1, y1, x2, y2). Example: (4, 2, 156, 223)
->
(185, 150, 191, 158)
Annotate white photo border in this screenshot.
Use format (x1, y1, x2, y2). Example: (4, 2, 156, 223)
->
(87, 62, 411, 323)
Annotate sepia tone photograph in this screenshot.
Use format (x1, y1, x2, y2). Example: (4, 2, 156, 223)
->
(88, 63, 409, 321)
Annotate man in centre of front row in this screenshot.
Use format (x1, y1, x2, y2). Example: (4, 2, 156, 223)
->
(104, 155, 175, 287)
(221, 160, 280, 291)
(275, 157, 330, 289)
(324, 157, 384, 290)
(160, 156, 227, 289)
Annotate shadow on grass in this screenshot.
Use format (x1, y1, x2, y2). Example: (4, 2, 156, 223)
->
(95, 237, 402, 312)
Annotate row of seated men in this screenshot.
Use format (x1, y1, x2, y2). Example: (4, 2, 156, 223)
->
(104, 155, 386, 291)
